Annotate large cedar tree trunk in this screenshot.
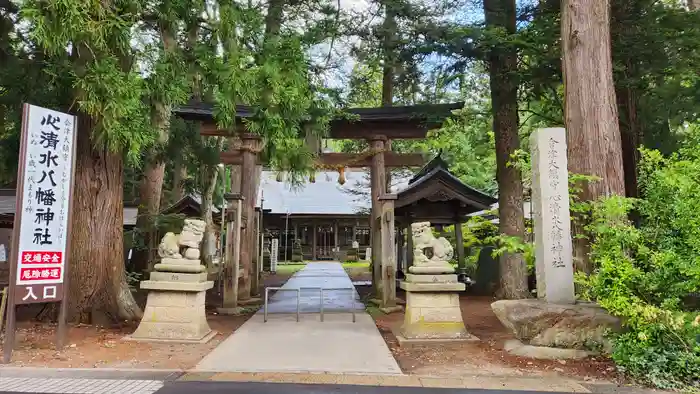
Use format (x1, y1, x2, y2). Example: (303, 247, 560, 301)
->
(171, 159, 187, 202)
(562, 0, 626, 273)
(615, 81, 640, 199)
(68, 115, 141, 322)
(130, 162, 165, 273)
(611, 0, 642, 199)
(484, 0, 529, 299)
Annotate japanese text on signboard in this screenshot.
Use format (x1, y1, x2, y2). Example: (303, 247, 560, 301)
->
(16, 105, 75, 296)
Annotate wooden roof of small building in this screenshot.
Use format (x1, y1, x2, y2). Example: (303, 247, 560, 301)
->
(395, 153, 497, 224)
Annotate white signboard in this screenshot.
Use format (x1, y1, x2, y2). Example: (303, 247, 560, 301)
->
(270, 239, 279, 272)
(14, 104, 76, 303)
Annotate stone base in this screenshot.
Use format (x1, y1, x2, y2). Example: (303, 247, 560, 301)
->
(141, 280, 213, 292)
(399, 281, 465, 292)
(491, 299, 621, 351)
(504, 339, 594, 360)
(129, 287, 214, 343)
(400, 291, 474, 341)
(125, 330, 217, 344)
(153, 263, 206, 273)
(408, 264, 455, 274)
(150, 272, 208, 282)
(405, 274, 458, 283)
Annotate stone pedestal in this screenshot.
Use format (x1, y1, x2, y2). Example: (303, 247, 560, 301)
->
(396, 222, 478, 346)
(127, 219, 216, 343)
(398, 275, 476, 345)
(128, 279, 216, 343)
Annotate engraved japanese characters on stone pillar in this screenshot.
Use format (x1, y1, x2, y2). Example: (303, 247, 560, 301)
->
(530, 128, 575, 304)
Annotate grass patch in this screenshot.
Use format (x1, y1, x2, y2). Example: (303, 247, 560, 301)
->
(274, 261, 370, 276)
(274, 264, 306, 275)
(342, 261, 370, 269)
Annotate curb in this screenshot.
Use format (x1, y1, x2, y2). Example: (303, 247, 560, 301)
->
(0, 367, 656, 393)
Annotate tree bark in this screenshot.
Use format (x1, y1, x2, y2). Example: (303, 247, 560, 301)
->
(562, 0, 626, 273)
(611, 0, 641, 199)
(172, 158, 187, 202)
(130, 159, 166, 273)
(689, 0, 699, 10)
(615, 83, 640, 199)
(69, 114, 142, 323)
(484, 0, 529, 299)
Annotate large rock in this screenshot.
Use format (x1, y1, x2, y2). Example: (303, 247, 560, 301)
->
(491, 299, 620, 351)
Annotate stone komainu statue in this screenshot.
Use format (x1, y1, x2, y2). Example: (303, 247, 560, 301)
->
(411, 221, 454, 266)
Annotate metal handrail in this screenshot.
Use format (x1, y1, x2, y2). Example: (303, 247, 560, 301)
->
(263, 286, 357, 323)
(319, 287, 356, 323)
(263, 287, 300, 323)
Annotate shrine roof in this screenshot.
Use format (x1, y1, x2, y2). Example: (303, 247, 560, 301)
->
(395, 153, 497, 215)
(255, 170, 372, 215)
(173, 102, 464, 139)
(161, 193, 219, 216)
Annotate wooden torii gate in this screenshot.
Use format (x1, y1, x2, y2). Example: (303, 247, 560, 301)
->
(174, 102, 463, 311)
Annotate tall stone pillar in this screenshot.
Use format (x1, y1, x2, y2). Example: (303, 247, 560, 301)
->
(530, 128, 575, 304)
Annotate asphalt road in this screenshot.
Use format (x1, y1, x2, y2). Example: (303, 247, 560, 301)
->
(154, 381, 575, 394)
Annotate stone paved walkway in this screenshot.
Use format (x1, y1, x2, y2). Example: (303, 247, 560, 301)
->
(195, 262, 401, 375)
(265, 261, 366, 313)
(0, 377, 163, 393)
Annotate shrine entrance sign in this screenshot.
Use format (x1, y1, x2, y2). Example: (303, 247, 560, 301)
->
(2, 104, 78, 363)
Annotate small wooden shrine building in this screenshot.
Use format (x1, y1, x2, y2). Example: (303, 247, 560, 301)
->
(393, 154, 497, 277)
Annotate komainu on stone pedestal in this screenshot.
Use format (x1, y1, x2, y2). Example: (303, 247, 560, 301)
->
(397, 221, 477, 345)
(408, 221, 455, 275)
(126, 219, 216, 344)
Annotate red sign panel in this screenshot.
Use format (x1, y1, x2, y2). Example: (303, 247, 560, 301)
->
(19, 267, 62, 282)
(21, 251, 63, 265)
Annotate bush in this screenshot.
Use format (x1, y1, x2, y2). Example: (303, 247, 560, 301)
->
(577, 146, 700, 390)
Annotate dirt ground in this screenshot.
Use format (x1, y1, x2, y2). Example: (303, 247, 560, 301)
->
(1, 310, 253, 369)
(2, 266, 620, 384)
(359, 286, 621, 383)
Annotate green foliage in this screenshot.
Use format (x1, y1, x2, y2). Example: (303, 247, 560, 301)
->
(576, 142, 700, 389)
(23, 0, 154, 157)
